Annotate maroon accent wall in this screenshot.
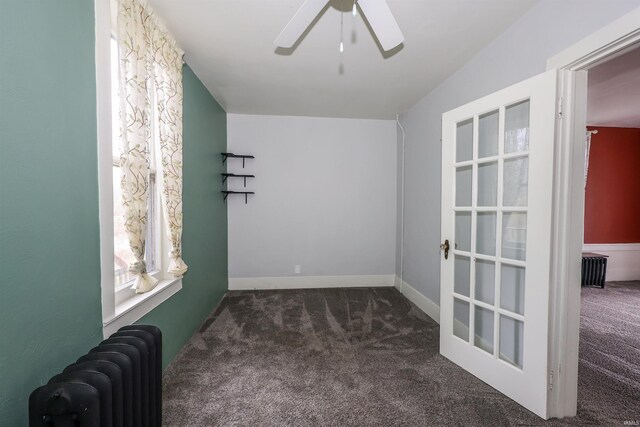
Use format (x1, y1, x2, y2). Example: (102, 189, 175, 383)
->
(584, 127, 640, 243)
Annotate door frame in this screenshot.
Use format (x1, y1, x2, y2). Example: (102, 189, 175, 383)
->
(545, 6, 640, 418)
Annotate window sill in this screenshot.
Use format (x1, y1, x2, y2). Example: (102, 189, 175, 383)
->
(102, 277, 182, 337)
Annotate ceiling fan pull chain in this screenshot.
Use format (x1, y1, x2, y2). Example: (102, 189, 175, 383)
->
(340, 0, 345, 53)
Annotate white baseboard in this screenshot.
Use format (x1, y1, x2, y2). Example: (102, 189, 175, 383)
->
(394, 276, 440, 324)
(582, 243, 640, 281)
(228, 274, 396, 290)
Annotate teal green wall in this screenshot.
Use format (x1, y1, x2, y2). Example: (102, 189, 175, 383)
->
(0, 1, 103, 424)
(139, 65, 228, 368)
(0, 2, 227, 424)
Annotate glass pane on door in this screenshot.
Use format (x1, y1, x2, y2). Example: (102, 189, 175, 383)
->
(454, 255, 471, 297)
(479, 110, 499, 158)
(505, 100, 530, 153)
(475, 259, 495, 305)
(500, 315, 524, 368)
(455, 212, 471, 252)
(477, 213, 496, 255)
(456, 166, 472, 207)
(502, 212, 527, 261)
(478, 162, 498, 206)
(503, 157, 529, 206)
(501, 264, 525, 315)
(454, 299, 470, 341)
(456, 119, 473, 162)
(474, 306, 494, 354)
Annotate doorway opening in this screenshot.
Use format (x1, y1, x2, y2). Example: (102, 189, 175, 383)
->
(577, 44, 640, 421)
(546, 7, 640, 419)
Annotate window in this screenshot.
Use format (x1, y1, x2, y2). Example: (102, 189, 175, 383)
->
(97, 0, 183, 337)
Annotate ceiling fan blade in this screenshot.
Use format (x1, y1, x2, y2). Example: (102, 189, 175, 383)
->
(357, 0, 404, 51)
(274, 0, 329, 48)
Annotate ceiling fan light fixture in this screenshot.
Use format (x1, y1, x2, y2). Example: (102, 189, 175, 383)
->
(274, 0, 404, 52)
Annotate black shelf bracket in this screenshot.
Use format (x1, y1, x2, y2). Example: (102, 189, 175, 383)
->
(221, 173, 255, 188)
(222, 191, 255, 204)
(221, 152, 255, 168)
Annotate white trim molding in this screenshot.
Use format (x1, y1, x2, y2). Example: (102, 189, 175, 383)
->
(228, 274, 395, 290)
(394, 276, 440, 324)
(96, 0, 115, 324)
(394, 275, 402, 291)
(103, 278, 182, 337)
(547, 6, 640, 71)
(582, 244, 640, 282)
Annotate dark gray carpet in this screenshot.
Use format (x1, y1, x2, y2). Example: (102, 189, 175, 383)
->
(162, 286, 640, 426)
(577, 281, 640, 425)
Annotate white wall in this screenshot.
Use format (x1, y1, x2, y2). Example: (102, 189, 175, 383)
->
(398, 0, 640, 305)
(227, 114, 397, 286)
(582, 244, 640, 281)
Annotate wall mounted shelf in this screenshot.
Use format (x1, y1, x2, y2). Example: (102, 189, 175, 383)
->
(221, 173, 255, 187)
(222, 191, 254, 204)
(221, 152, 255, 203)
(221, 152, 255, 168)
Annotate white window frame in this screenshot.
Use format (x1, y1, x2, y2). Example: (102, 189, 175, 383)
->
(96, 0, 181, 338)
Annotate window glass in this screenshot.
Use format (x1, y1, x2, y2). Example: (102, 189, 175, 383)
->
(113, 165, 136, 287)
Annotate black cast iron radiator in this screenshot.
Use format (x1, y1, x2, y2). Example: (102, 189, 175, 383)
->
(581, 252, 608, 288)
(29, 325, 162, 427)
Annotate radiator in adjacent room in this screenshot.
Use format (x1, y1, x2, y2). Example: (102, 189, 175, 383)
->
(581, 252, 608, 288)
(28, 325, 162, 427)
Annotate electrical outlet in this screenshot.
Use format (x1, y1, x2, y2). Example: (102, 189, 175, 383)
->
(294, 265, 301, 275)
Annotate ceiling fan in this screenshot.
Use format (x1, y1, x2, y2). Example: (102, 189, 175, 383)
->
(274, 0, 404, 52)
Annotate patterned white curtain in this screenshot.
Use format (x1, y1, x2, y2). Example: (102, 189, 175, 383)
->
(117, 0, 187, 293)
(585, 130, 597, 189)
(117, 0, 158, 293)
(151, 20, 188, 277)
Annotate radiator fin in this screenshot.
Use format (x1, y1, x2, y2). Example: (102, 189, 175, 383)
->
(581, 255, 608, 288)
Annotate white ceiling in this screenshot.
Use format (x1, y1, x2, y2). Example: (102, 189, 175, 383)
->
(588, 46, 640, 128)
(149, 0, 537, 119)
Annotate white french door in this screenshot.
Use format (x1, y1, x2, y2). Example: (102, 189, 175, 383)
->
(440, 70, 557, 419)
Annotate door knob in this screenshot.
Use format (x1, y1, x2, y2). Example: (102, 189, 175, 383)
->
(440, 239, 450, 260)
